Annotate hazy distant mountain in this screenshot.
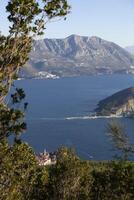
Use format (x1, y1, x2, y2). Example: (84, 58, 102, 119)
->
(125, 46, 134, 55)
(21, 35, 134, 78)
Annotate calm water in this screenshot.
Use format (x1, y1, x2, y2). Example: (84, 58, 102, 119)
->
(16, 75, 134, 160)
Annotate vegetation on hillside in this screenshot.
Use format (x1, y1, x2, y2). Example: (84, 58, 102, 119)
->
(95, 87, 134, 116)
(1, 145, 134, 200)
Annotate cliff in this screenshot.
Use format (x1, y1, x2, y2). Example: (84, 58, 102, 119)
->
(95, 87, 134, 116)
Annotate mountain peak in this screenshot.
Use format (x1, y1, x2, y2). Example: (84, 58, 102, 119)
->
(65, 34, 89, 42)
(89, 36, 103, 43)
(66, 34, 86, 39)
(25, 34, 134, 78)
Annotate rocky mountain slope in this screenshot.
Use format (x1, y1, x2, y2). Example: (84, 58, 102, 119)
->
(21, 35, 134, 78)
(95, 87, 134, 116)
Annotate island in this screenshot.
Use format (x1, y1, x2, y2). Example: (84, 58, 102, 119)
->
(95, 87, 134, 117)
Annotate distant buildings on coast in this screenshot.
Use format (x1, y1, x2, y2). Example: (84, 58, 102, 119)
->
(36, 150, 56, 166)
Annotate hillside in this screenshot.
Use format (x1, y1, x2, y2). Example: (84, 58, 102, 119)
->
(20, 35, 134, 78)
(95, 87, 134, 116)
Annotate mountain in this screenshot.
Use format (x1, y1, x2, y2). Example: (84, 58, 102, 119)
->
(95, 87, 134, 116)
(21, 35, 134, 78)
(125, 46, 134, 55)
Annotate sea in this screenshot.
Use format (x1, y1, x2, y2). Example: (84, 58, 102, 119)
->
(15, 74, 134, 160)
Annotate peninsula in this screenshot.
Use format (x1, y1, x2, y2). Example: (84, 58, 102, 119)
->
(95, 87, 134, 117)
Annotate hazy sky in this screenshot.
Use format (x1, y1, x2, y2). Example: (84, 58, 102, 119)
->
(1, 0, 134, 47)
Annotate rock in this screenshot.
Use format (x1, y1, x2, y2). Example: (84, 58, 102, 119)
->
(20, 35, 134, 78)
(95, 87, 134, 116)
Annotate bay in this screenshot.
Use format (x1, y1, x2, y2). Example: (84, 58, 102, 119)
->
(16, 74, 134, 160)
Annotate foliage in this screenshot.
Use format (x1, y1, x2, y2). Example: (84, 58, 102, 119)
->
(45, 147, 92, 200)
(0, 1, 70, 199)
(0, 0, 70, 142)
(91, 161, 134, 200)
(0, 143, 134, 200)
(107, 120, 134, 160)
(30, 148, 134, 200)
(47, 152, 134, 200)
(0, 140, 38, 200)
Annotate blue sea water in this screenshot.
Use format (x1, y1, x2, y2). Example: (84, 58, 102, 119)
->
(15, 75, 134, 160)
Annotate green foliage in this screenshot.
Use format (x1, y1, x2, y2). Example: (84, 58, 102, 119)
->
(0, 106, 26, 140)
(0, 140, 38, 200)
(46, 153, 134, 200)
(34, 149, 134, 200)
(30, 167, 49, 200)
(107, 120, 134, 160)
(48, 148, 83, 199)
(0, 1, 70, 199)
(91, 161, 134, 200)
(0, 144, 134, 200)
(35, 147, 92, 200)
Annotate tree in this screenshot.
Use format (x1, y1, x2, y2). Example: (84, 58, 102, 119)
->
(46, 147, 93, 200)
(0, 140, 38, 200)
(0, 0, 70, 142)
(0, 1, 70, 199)
(107, 120, 134, 160)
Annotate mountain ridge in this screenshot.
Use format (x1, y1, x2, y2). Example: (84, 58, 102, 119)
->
(20, 35, 134, 78)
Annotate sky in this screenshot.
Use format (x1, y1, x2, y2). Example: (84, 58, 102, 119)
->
(0, 0, 134, 47)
